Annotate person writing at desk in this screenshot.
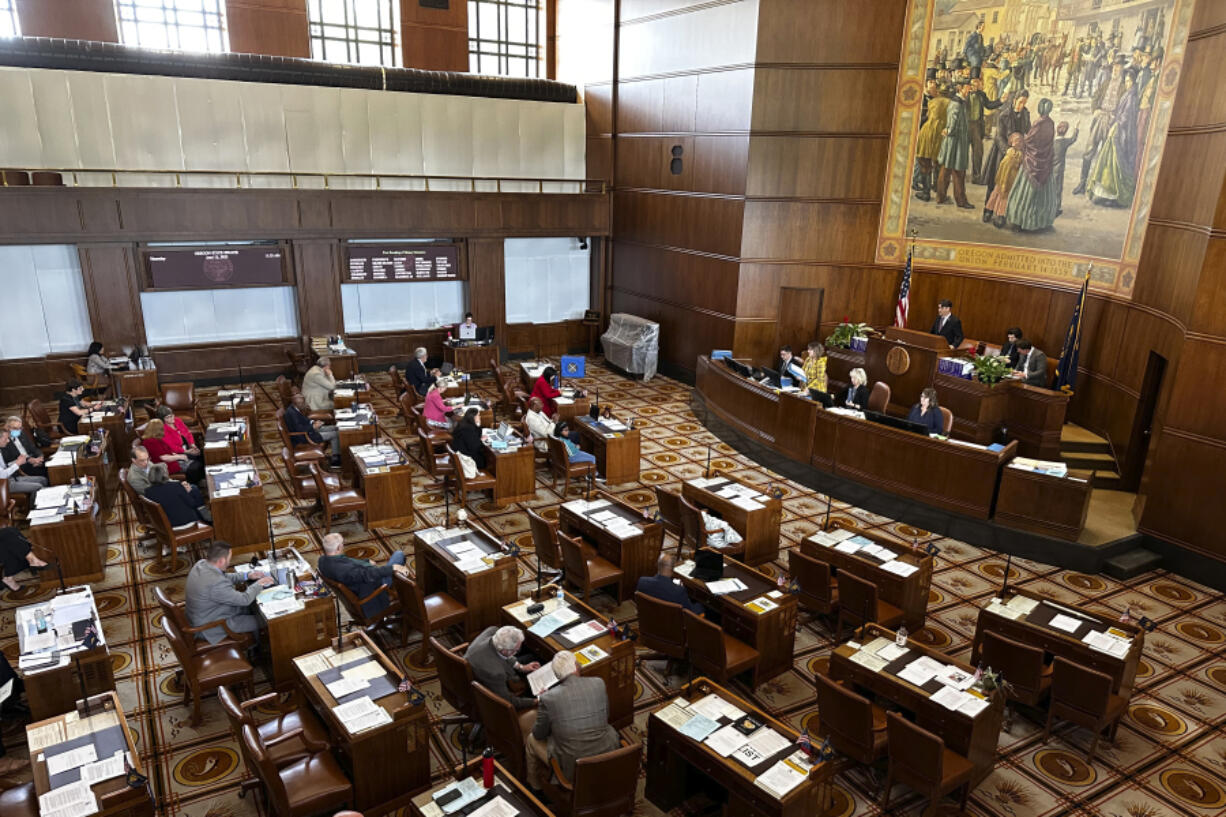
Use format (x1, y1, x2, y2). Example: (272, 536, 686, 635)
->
(59, 379, 91, 435)
(1012, 340, 1048, 387)
(142, 418, 205, 485)
(184, 541, 273, 645)
(840, 368, 870, 410)
(86, 341, 113, 374)
(421, 381, 454, 430)
(317, 532, 407, 618)
(526, 650, 619, 791)
(451, 407, 487, 476)
(465, 625, 540, 737)
(3, 416, 47, 480)
(144, 464, 212, 532)
(802, 341, 828, 393)
(907, 387, 945, 435)
(302, 357, 337, 412)
(0, 428, 48, 502)
(457, 312, 478, 340)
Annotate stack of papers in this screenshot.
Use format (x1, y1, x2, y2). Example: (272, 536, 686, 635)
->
(754, 759, 808, 799)
(707, 578, 748, 595)
(930, 686, 991, 716)
(333, 696, 392, 734)
(652, 699, 692, 727)
(1083, 629, 1131, 657)
(527, 606, 580, 637)
(849, 650, 888, 672)
(733, 728, 791, 768)
(38, 780, 98, 817)
(689, 694, 744, 722)
(897, 655, 944, 687)
(704, 723, 750, 756)
(674, 560, 696, 578)
(576, 644, 609, 666)
(560, 620, 607, 645)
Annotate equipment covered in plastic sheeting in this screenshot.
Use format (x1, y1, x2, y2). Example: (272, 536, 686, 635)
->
(600, 313, 659, 381)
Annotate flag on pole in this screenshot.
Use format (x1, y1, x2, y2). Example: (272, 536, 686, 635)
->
(1054, 266, 1092, 393)
(894, 242, 912, 328)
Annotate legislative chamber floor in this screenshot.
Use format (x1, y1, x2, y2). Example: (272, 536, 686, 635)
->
(1, 362, 1223, 817)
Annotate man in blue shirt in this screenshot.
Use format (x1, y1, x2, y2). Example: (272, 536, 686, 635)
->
(636, 553, 704, 614)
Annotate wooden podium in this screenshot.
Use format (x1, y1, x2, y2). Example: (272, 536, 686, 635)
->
(865, 327, 950, 413)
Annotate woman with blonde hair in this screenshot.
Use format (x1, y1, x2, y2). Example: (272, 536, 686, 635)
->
(840, 368, 870, 410)
(802, 341, 828, 393)
(142, 418, 205, 484)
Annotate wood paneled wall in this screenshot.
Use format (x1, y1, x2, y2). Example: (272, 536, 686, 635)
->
(226, 0, 310, 58)
(15, 0, 118, 42)
(400, 0, 469, 72)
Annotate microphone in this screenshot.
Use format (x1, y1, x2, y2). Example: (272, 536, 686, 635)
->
(1000, 552, 1013, 598)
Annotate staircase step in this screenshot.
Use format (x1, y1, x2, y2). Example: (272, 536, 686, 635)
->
(1062, 453, 1119, 471)
(1092, 472, 1123, 489)
(1103, 548, 1163, 580)
(1060, 440, 1114, 455)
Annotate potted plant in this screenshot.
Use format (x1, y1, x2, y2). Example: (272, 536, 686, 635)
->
(970, 354, 1012, 386)
(825, 321, 871, 349)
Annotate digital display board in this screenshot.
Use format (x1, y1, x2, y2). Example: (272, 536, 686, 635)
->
(145, 246, 286, 288)
(344, 244, 462, 282)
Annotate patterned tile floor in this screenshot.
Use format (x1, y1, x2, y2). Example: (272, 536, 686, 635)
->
(2, 362, 1224, 817)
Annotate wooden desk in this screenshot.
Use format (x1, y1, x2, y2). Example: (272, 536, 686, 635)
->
(800, 523, 933, 630)
(295, 631, 430, 815)
(994, 466, 1092, 541)
(47, 431, 115, 511)
(27, 692, 153, 817)
(571, 416, 641, 486)
(676, 556, 797, 685)
(78, 403, 131, 467)
(28, 480, 104, 586)
(445, 341, 497, 374)
(646, 678, 834, 817)
(332, 379, 371, 411)
(558, 493, 663, 600)
(503, 592, 636, 729)
(325, 350, 360, 380)
(352, 441, 415, 530)
(443, 395, 494, 427)
(202, 420, 252, 466)
(414, 526, 518, 638)
(518, 360, 551, 392)
(212, 389, 259, 446)
(482, 432, 537, 506)
(336, 405, 377, 480)
(205, 458, 269, 557)
(970, 589, 1144, 697)
(682, 472, 782, 566)
(247, 549, 338, 688)
(110, 367, 158, 401)
(830, 624, 1004, 784)
(410, 761, 553, 817)
(554, 391, 592, 422)
(16, 585, 115, 720)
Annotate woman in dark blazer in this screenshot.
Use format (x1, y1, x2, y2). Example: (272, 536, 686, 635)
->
(907, 387, 945, 435)
(840, 368, 870, 410)
(450, 407, 487, 470)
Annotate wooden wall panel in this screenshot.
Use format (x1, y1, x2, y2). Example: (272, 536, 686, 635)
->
(754, 0, 907, 65)
(694, 70, 756, 132)
(616, 135, 749, 195)
(1132, 223, 1209, 323)
(1137, 430, 1226, 558)
(293, 240, 342, 337)
(1169, 33, 1226, 130)
(78, 244, 144, 350)
(613, 243, 739, 317)
(1189, 238, 1226, 337)
(1160, 337, 1226, 442)
(750, 69, 899, 134)
(1147, 131, 1226, 226)
(468, 238, 506, 347)
(613, 191, 744, 258)
(15, 0, 118, 42)
(226, 0, 310, 58)
(399, 0, 469, 71)
(740, 201, 878, 262)
(617, 0, 759, 80)
(746, 136, 888, 199)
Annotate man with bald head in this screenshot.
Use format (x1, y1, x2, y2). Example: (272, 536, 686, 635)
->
(316, 533, 407, 617)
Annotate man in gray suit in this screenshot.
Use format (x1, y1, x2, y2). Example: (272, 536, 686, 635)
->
(465, 625, 540, 736)
(184, 541, 272, 643)
(1013, 341, 1049, 387)
(526, 651, 619, 790)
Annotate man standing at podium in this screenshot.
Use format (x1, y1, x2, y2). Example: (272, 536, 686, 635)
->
(930, 299, 964, 348)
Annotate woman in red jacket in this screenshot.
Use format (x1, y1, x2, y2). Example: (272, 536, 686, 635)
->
(143, 418, 205, 485)
(530, 366, 563, 417)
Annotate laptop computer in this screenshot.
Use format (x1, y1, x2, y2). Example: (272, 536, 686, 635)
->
(692, 549, 724, 582)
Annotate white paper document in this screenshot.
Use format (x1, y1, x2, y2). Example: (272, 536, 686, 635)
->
(754, 760, 807, 799)
(1082, 630, 1131, 657)
(576, 644, 609, 666)
(46, 744, 98, 776)
(294, 653, 332, 677)
(849, 650, 888, 672)
(874, 642, 909, 662)
(958, 694, 991, 717)
(882, 560, 920, 577)
(560, 620, 607, 645)
(342, 661, 388, 682)
(1049, 613, 1082, 633)
(469, 796, 518, 817)
(929, 685, 966, 711)
(80, 751, 127, 784)
(707, 578, 748, 595)
(678, 714, 720, 742)
(325, 676, 370, 699)
(38, 781, 96, 815)
(704, 724, 750, 756)
(688, 694, 732, 722)
(333, 696, 391, 734)
(653, 703, 692, 728)
(528, 663, 559, 696)
(747, 728, 791, 757)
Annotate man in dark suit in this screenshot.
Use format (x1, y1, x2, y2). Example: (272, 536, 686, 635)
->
(525, 651, 620, 791)
(1000, 327, 1023, 369)
(636, 553, 704, 614)
(1013, 341, 1049, 387)
(316, 533, 407, 617)
(406, 347, 436, 396)
(2, 416, 47, 479)
(285, 393, 339, 465)
(930, 299, 964, 348)
(465, 625, 540, 737)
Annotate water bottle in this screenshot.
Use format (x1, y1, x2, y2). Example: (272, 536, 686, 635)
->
(556, 582, 564, 606)
(895, 624, 908, 647)
(482, 747, 495, 788)
(35, 607, 47, 633)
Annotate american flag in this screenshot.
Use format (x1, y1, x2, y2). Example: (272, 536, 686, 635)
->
(894, 244, 912, 328)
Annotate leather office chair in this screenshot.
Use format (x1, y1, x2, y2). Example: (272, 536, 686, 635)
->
(308, 462, 366, 532)
(547, 436, 595, 498)
(867, 382, 891, 414)
(489, 358, 508, 393)
(276, 408, 329, 466)
(240, 723, 353, 817)
(977, 629, 1051, 732)
(389, 365, 406, 395)
(284, 350, 311, 385)
(139, 494, 213, 562)
(431, 637, 480, 740)
(118, 469, 158, 549)
(160, 382, 204, 429)
(514, 389, 531, 418)
(319, 573, 399, 635)
(447, 448, 495, 508)
(0, 169, 30, 186)
(275, 375, 296, 409)
(0, 782, 36, 817)
(25, 399, 66, 442)
(219, 684, 329, 793)
(653, 487, 684, 550)
(835, 571, 904, 640)
(789, 549, 838, 618)
(543, 741, 642, 817)
(1043, 657, 1127, 761)
(682, 608, 758, 686)
(394, 572, 467, 662)
(32, 171, 64, 186)
(417, 426, 454, 489)
(500, 381, 523, 420)
(0, 478, 18, 527)
(814, 674, 887, 769)
(882, 712, 975, 817)
(69, 363, 109, 399)
(415, 408, 452, 447)
(678, 496, 723, 560)
(471, 681, 527, 778)
(280, 447, 338, 514)
(559, 532, 622, 604)
(634, 591, 687, 678)
(527, 507, 562, 573)
(155, 586, 254, 726)
(938, 406, 954, 436)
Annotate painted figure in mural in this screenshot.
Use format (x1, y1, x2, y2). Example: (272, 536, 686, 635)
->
(981, 90, 1030, 221)
(1086, 70, 1141, 207)
(914, 82, 952, 202)
(1005, 98, 1058, 231)
(936, 81, 974, 209)
(1051, 121, 1079, 217)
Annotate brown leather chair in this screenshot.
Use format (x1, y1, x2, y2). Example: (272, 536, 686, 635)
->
(489, 358, 508, 393)
(394, 572, 467, 661)
(70, 363, 109, 399)
(882, 712, 975, 817)
(447, 448, 495, 508)
(431, 637, 479, 735)
(1043, 657, 1127, 761)
(276, 408, 329, 466)
(24, 399, 66, 442)
(542, 740, 642, 817)
(417, 425, 454, 488)
(527, 507, 562, 572)
(219, 684, 329, 792)
(835, 571, 904, 639)
(284, 350, 311, 385)
(160, 381, 203, 428)
(319, 572, 399, 634)
(472, 681, 528, 777)
(275, 375, 296, 409)
(280, 447, 338, 514)
(814, 674, 887, 768)
(977, 629, 1051, 731)
(0, 782, 36, 817)
(139, 494, 213, 562)
(867, 381, 891, 413)
(1, 169, 31, 186)
(155, 586, 254, 726)
(415, 408, 451, 447)
(32, 172, 64, 186)
(308, 462, 365, 532)
(938, 406, 954, 435)
(240, 723, 353, 817)
(634, 591, 687, 678)
(559, 532, 623, 604)
(789, 549, 838, 617)
(682, 608, 758, 686)
(500, 380, 523, 420)
(653, 487, 684, 549)
(0, 478, 18, 526)
(389, 365, 406, 395)
(547, 435, 595, 498)
(678, 496, 722, 559)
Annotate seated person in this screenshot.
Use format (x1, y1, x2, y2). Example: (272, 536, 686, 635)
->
(636, 553, 703, 614)
(144, 463, 212, 527)
(554, 424, 598, 468)
(184, 541, 273, 644)
(302, 357, 337, 412)
(531, 366, 563, 417)
(152, 404, 203, 470)
(526, 651, 620, 790)
(142, 418, 205, 485)
(407, 347, 436, 396)
(1, 525, 48, 593)
(802, 341, 828, 393)
(3, 416, 47, 480)
(86, 340, 113, 374)
(285, 393, 340, 466)
(465, 625, 540, 736)
(316, 532, 407, 617)
(0, 428, 47, 501)
(421, 381, 454, 429)
(1013, 340, 1049, 387)
(457, 312, 478, 340)
(778, 345, 806, 385)
(523, 397, 556, 452)
(127, 445, 155, 494)
(58, 379, 91, 435)
(1000, 327, 1023, 369)
(451, 407, 488, 473)
(907, 387, 945, 435)
(839, 368, 870, 410)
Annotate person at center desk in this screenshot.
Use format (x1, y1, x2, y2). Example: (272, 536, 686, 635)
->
(930, 298, 965, 348)
(285, 393, 340, 467)
(422, 380, 454, 430)
(778, 345, 806, 385)
(526, 650, 619, 792)
(907, 387, 945, 435)
(802, 341, 828, 393)
(450, 406, 487, 474)
(457, 312, 478, 340)
(58, 379, 92, 435)
(1012, 340, 1049, 387)
(839, 368, 870, 410)
(185, 541, 273, 645)
(302, 356, 336, 412)
(530, 366, 563, 417)
(316, 532, 407, 617)
(1000, 327, 1023, 368)
(523, 397, 555, 453)
(465, 625, 540, 737)
(86, 340, 114, 375)
(637, 553, 704, 614)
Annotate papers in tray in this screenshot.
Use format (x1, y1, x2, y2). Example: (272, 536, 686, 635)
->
(27, 721, 66, 752)
(559, 620, 607, 646)
(984, 597, 1023, 620)
(706, 578, 748, 595)
(754, 758, 808, 799)
(575, 644, 609, 666)
(1083, 629, 1131, 658)
(730, 496, 765, 512)
(527, 606, 580, 638)
(469, 795, 518, 817)
(332, 696, 392, 735)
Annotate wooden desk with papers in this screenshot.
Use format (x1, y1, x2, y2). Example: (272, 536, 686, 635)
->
(294, 631, 429, 815)
(410, 760, 553, 817)
(558, 493, 663, 600)
(675, 557, 797, 685)
(800, 523, 932, 630)
(332, 378, 371, 411)
(26, 692, 152, 817)
(351, 441, 415, 531)
(444, 341, 496, 375)
(212, 389, 259, 446)
(994, 465, 1092, 542)
(572, 415, 641, 485)
(323, 349, 360, 381)
(47, 433, 115, 511)
(518, 360, 550, 393)
(414, 526, 518, 638)
(830, 625, 1004, 784)
(110, 367, 158, 402)
(503, 591, 635, 729)
(242, 548, 338, 688)
(482, 428, 536, 506)
(16, 586, 115, 720)
(78, 403, 131, 470)
(646, 679, 834, 817)
(202, 420, 252, 466)
(971, 590, 1143, 697)
(205, 458, 269, 557)
(335, 405, 378, 480)
(27, 480, 103, 587)
(444, 395, 494, 427)
(682, 473, 782, 566)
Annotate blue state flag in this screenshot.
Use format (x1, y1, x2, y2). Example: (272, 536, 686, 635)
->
(560, 355, 586, 379)
(1054, 268, 1092, 393)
